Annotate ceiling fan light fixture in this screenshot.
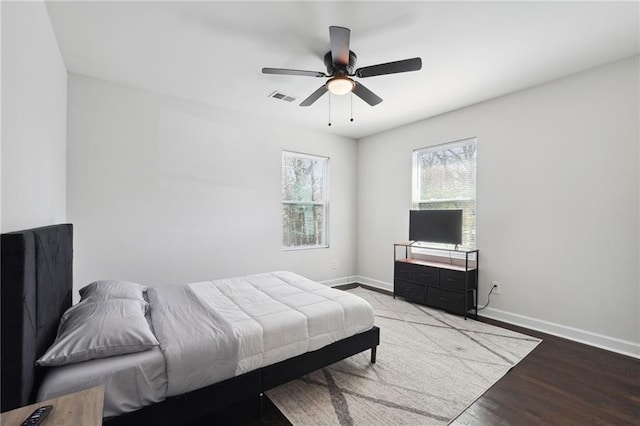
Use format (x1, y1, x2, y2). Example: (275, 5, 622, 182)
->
(326, 76, 355, 95)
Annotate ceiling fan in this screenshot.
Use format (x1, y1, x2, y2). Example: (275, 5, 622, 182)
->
(262, 26, 422, 107)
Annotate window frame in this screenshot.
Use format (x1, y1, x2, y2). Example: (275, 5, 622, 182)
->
(281, 150, 329, 251)
(412, 137, 477, 249)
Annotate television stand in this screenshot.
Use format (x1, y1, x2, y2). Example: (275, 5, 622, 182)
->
(393, 242, 478, 318)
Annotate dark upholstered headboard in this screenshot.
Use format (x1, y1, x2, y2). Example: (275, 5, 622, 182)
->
(1, 224, 73, 412)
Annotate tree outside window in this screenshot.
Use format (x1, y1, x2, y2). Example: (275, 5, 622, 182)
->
(282, 151, 328, 249)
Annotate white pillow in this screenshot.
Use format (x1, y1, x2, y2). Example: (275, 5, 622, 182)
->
(79, 280, 147, 302)
(37, 298, 159, 367)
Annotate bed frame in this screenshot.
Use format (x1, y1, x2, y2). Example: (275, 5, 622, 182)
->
(0, 224, 380, 424)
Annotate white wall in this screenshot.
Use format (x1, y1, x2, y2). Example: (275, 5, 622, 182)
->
(1, 1, 67, 232)
(20, 2, 635, 356)
(67, 74, 357, 294)
(357, 56, 639, 356)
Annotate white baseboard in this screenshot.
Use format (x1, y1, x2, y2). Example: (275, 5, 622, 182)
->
(352, 275, 393, 293)
(481, 307, 640, 359)
(348, 276, 639, 359)
(319, 275, 358, 287)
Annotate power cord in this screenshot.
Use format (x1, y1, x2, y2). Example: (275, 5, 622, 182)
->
(478, 284, 497, 310)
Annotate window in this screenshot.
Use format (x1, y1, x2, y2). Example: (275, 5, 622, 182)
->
(412, 137, 477, 248)
(282, 151, 328, 249)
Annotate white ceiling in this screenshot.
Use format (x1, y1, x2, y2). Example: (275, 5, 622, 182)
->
(45, 1, 639, 139)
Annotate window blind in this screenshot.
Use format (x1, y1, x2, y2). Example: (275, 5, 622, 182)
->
(413, 137, 477, 248)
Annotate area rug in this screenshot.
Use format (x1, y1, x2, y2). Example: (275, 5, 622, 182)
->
(266, 287, 541, 425)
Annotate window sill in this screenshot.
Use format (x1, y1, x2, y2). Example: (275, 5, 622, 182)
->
(282, 245, 329, 251)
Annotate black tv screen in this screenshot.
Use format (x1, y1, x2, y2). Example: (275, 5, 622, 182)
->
(409, 209, 463, 245)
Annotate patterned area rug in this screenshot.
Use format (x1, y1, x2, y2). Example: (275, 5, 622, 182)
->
(267, 287, 541, 425)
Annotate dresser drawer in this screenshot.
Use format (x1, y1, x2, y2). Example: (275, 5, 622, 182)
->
(394, 261, 416, 281)
(394, 279, 426, 302)
(426, 288, 473, 315)
(415, 265, 439, 285)
(440, 269, 470, 291)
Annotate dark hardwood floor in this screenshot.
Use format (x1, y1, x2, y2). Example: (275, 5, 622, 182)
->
(451, 318, 640, 425)
(197, 285, 639, 425)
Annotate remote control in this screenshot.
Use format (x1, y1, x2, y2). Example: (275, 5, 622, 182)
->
(20, 405, 53, 426)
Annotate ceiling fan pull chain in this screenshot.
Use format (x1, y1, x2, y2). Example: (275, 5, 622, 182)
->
(328, 93, 332, 126)
(350, 93, 354, 122)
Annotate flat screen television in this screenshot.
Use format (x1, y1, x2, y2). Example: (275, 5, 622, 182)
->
(409, 209, 463, 245)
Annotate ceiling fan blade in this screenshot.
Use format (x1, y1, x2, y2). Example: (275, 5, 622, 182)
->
(300, 85, 328, 107)
(355, 57, 422, 78)
(352, 82, 383, 106)
(329, 26, 351, 67)
(262, 68, 327, 77)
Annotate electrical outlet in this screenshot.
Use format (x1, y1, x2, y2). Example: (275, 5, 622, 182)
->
(332, 259, 338, 270)
(491, 281, 501, 295)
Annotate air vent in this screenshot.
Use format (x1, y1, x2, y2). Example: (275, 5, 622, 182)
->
(269, 91, 297, 103)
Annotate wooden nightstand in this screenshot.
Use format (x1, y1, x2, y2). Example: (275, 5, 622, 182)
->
(0, 385, 104, 426)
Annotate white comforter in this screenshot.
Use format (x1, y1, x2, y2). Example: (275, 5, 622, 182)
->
(39, 271, 375, 416)
(188, 271, 375, 377)
(155, 271, 375, 396)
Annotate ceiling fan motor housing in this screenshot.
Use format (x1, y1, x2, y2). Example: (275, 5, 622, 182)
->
(324, 51, 358, 76)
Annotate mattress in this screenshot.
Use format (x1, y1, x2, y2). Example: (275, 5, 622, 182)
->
(37, 271, 375, 417)
(37, 347, 167, 417)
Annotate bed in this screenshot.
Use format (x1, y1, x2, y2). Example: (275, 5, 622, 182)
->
(0, 224, 380, 425)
